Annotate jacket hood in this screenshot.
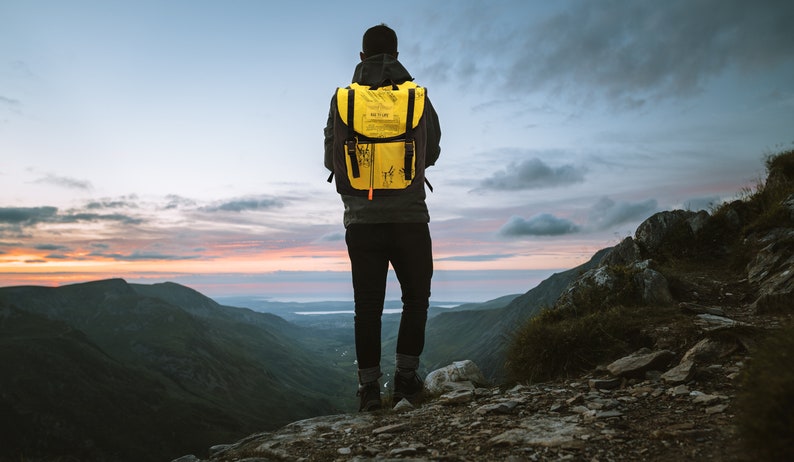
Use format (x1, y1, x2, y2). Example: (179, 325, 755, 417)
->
(351, 54, 413, 88)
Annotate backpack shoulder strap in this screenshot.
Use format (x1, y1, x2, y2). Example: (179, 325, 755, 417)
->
(403, 88, 416, 181)
(343, 88, 360, 179)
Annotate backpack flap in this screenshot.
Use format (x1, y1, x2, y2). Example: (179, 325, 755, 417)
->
(334, 82, 427, 199)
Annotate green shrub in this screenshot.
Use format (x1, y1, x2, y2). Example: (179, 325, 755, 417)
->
(735, 322, 794, 461)
(504, 305, 652, 384)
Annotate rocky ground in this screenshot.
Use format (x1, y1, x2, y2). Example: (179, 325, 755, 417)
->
(192, 363, 744, 462)
(175, 273, 788, 462)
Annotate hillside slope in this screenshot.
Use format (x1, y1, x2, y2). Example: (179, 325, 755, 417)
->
(0, 302, 251, 461)
(0, 279, 353, 461)
(422, 247, 610, 381)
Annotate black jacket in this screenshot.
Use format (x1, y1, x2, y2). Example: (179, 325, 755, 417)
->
(324, 54, 441, 227)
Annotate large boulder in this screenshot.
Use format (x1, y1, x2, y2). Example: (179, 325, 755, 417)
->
(601, 237, 643, 267)
(424, 360, 489, 394)
(634, 267, 674, 306)
(634, 210, 704, 255)
(606, 348, 675, 378)
(556, 260, 673, 311)
(661, 338, 739, 385)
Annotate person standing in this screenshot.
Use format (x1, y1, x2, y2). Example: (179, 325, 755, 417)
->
(324, 23, 441, 411)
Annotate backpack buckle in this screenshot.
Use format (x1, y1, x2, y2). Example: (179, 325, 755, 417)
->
(346, 139, 360, 178)
(404, 141, 414, 181)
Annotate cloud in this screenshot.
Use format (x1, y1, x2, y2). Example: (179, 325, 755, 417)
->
(537, 0, 794, 105)
(0, 208, 61, 238)
(59, 213, 142, 225)
(202, 196, 285, 213)
(587, 197, 659, 230)
(497, 197, 658, 238)
(0, 207, 59, 225)
(481, 158, 585, 190)
(85, 197, 139, 210)
(34, 174, 92, 191)
(0, 95, 21, 108)
(317, 232, 344, 242)
(163, 194, 197, 210)
(423, 0, 794, 107)
(88, 250, 201, 261)
(499, 213, 580, 237)
(0, 206, 142, 237)
(437, 253, 517, 262)
(34, 244, 70, 251)
(43, 253, 71, 260)
(683, 195, 722, 212)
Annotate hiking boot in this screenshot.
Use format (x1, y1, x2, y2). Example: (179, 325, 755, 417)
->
(393, 370, 424, 404)
(357, 381, 382, 412)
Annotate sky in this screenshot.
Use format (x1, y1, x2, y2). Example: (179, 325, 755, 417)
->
(1, 0, 793, 303)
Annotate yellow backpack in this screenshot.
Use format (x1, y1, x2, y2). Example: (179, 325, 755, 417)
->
(329, 81, 429, 199)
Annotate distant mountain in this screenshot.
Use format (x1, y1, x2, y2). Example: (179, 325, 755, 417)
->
(439, 293, 522, 312)
(0, 279, 354, 462)
(211, 297, 477, 323)
(421, 248, 611, 381)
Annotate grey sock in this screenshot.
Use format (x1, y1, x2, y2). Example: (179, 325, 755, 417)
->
(395, 353, 420, 373)
(358, 366, 382, 385)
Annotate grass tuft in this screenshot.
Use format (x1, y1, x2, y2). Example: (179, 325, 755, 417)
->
(505, 305, 655, 383)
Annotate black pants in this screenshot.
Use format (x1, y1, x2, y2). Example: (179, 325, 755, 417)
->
(346, 223, 433, 371)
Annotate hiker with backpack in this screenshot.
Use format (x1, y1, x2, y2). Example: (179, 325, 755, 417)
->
(324, 23, 441, 412)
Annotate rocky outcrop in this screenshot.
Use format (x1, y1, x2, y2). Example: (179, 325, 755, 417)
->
(558, 197, 792, 317)
(555, 244, 674, 312)
(634, 209, 708, 255)
(746, 226, 794, 313)
(554, 209, 709, 312)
